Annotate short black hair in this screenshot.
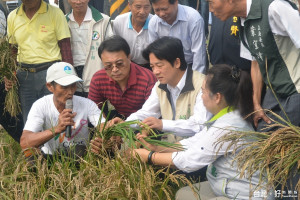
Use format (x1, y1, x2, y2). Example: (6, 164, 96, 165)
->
(142, 36, 187, 71)
(98, 35, 130, 59)
(150, 0, 176, 4)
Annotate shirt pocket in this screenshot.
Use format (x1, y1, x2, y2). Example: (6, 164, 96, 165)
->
(38, 25, 55, 42)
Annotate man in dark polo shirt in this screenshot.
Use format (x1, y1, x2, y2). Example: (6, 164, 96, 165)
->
(88, 36, 157, 119)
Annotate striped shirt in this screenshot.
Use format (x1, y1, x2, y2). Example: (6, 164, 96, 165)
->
(88, 62, 157, 118)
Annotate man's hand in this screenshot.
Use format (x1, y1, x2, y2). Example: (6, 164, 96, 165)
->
(4, 77, 14, 91)
(90, 136, 122, 155)
(97, 117, 123, 133)
(90, 137, 104, 154)
(253, 105, 271, 127)
(142, 117, 163, 130)
(136, 132, 157, 151)
(111, 117, 124, 124)
(53, 108, 76, 134)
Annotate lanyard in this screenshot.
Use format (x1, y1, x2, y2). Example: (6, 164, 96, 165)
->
(207, 106, 234, 123)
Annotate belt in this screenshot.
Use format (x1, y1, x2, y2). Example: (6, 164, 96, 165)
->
(20, 60, 60, 73)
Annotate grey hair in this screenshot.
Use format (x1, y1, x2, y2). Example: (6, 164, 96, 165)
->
(128, 0, 134, 4)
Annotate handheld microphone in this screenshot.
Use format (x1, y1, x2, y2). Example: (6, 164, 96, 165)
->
(65, 99, 73, 138)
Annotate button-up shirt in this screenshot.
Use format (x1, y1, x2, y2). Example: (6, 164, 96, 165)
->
(127, 69, 212, 136)
(148, 4, 206, 73)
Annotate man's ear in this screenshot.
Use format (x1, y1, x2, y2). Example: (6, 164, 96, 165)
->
(46, 83, 54, 93)
(174, 58, 181, 69)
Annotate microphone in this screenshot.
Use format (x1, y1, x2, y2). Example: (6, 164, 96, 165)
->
(65, 99, 73, 138)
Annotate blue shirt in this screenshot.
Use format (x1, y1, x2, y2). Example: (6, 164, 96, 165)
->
(148, 4, 206, 73)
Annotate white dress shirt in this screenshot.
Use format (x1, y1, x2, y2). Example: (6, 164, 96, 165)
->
(148, 5, 206, 73)
(127, 70, 212, 136)
(240, 0, 300, 60)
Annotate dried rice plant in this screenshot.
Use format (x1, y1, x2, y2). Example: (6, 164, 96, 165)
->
(216, 58, 300, 198)
(0, 37, 21, 117)
(216, 110, 300, 197)
(0, 130, 194, 199)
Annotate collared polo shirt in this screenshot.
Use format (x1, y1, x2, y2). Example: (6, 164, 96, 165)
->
(68, 7, 92, 67)
(113, 12, 152, 65)
(88, 62, 157, 118)
(7, 1, 70, 64)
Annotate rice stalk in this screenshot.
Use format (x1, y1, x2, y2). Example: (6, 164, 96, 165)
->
(94, 103, 184, 152)
(216, 58, 300, 198)
(216, 112, 300, 195)
(0, 37, 21, 117)
(0, 129, 194, 199)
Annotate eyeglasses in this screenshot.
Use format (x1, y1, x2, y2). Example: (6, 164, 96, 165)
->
(104, 62, 126, 71)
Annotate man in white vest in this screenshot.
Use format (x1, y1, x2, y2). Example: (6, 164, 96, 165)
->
(126, 36, 212, 143)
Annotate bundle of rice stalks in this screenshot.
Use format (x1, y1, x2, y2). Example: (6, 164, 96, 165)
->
(216, 110, 300, 195)
(0, 37, 21, 117)
(94, 105, 184, 151)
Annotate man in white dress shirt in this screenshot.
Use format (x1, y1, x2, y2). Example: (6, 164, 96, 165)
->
(127, 36, 211, 143)
(148, 0, 207, 73)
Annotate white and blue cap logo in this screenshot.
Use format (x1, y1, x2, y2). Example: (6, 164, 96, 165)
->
(64, 66, 72, 74)
(46, 62, 83, 86)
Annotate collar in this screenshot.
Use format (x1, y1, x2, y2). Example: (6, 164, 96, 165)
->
(208, 106, 234, 123)
(167, 69, 187, 92)
(17, 0, 48, 16)
(66, 5, 103, 22)
(128, 12, 151, 30)
(158, 4, 187, 25)
(108, 62, 138, 88)
(159, 66, 194, 94)
(241, 0, 261, 25)
(205, 106, 234, 128)
(69, 6, 92, 22)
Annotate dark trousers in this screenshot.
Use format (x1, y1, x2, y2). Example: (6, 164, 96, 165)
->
(257, 89, 300, 130)
(17, 61, 57, 123)
(74, 65, 89, 98)
(257, 89, 300, 196)
(0, 82, 23, 143)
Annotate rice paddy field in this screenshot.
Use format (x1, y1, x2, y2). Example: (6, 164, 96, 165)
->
(0, 128, 194, 200)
